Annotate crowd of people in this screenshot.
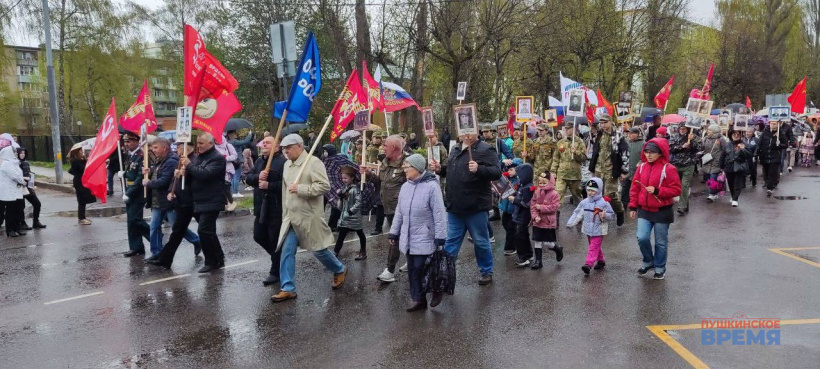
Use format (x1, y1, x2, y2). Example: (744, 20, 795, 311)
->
(0, 110, 817, 312)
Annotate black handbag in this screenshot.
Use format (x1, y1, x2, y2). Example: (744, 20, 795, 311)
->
(423, 246, 457, 295)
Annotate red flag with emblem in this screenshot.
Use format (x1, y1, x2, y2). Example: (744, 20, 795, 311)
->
(362, 61, 384, 111)
(329, 70, 367, 142)
(83, 99, 119, 204)
(119, 81, 157, 134)
(745, 96, 753, 111)
(192, 91, 242, 144)
(184, 24, 239, 108)
(653, 75, 674, 109)
(596, 89, 614, 116)
(787, 76, 807, 114)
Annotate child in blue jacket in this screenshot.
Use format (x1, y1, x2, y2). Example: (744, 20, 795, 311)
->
(567, 177, 614, 275)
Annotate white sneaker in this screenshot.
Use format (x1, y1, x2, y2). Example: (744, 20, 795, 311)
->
(489, 236, 496, 244)
(731, 201, 738, 207)
(398, 263, 408, 272)
(707, 194, 716, 202)
(233, 192, 245, 198)
(245, 186, 253, 191)
(516, 259, 531, 267)
(467, 236, 473, 243)
(377, 268, 396, 282)
(788, 166, 793, 173)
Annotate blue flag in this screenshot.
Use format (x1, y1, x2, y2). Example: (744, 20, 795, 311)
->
(273, 101, 305, 123)
(283, 31, 321, 123)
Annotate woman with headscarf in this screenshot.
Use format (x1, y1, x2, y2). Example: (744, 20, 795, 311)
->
(701, 124, 730, 202)
(628, 138, 682, 280)
(0, 146, 28, 236)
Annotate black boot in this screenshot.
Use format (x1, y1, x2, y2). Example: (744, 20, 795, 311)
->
(553, 245, 564, 262)
(19, 221, 32, 231)
(193, 242, 202, 257)
(32, 220, 46, 229)
(531, 248, 543, 269)
(616, 212, 624, 226)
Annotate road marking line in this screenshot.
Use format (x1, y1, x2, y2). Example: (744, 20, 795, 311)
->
(44, 291, 105, 305)
(647, 318, 820, 368)
(769, 248, 820, 268)
(139, 274, 192, 286)
(222, 260, 258, 269)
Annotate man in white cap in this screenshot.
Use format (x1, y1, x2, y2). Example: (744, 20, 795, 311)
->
(271, 133, 347, 302)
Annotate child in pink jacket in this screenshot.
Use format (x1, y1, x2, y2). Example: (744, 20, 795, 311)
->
(529, 170, 563, 269)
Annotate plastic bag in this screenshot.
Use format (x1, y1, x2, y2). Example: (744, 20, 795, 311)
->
(423, 247, 456, 295)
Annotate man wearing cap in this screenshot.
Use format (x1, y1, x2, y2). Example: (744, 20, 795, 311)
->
(272, 134, 347, 302)
(122, 132, 151, 258)
(621, 126, 645, 206)
(181, 132, 227, 273)
(361, 135, 407, 282)
(532, 123, 556, 176)
(551, 122, 588, 204)
(367, 132, 384, 163)
(588, 114, 628, 225)
(482, 124, 514, 166)
(353, 138, 363, 164)
(512, 125, 534, 162)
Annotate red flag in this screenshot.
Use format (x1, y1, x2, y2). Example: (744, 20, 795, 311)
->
(506, 105, 516, 133)
(119, 81, 157, 134)
(192, 91, 242, 144)
(82, 99, 119, 204)
(653, 75, 674, 109)
(787, 76, 807, 114)
(700, 63, 714, 99)
(586, 104, 596, 123)
(362, 61, 384, 111)
(596, 89, 614, 116)
(184, 25, 238, 107)
(745, 96, 753, 111)
(329, 70, 367, 142)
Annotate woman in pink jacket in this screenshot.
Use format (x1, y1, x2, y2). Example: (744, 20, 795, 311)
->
(529, 170, 563, 269)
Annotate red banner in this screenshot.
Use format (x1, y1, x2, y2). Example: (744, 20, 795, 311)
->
(329, 70, 367, 142)
(654, 75, 674, 109)
(83, 99, 119, 204)
(745, 96, 753, 111)
(119, 81, 157, 134)
(506, 105, 515, 134)
(700, 62, 714, 99)
(184, 24, 238, 107)
(596, 89, 614, 116)
(192, 91, 242, 144)
(788, 76, 807, 114)
(362, 61, 383, 112)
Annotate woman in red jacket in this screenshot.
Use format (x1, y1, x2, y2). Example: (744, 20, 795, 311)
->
(628, 138, 682, 280)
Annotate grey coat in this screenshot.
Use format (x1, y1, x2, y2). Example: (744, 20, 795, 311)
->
(337, 183, 363, 230)
(388, 171, 448, 255)
(702, 135, 731, 174)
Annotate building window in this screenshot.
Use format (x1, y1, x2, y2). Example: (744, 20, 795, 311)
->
(153, 88, 163, 98)
(17, 51, 34, 61)
(168, 90, 177, 99)
(18, 66, 37, 75)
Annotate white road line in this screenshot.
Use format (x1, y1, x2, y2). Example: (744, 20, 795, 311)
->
(222, 260, 259, 269)
(44, 291, 105, 305)
(139, 274, 192, 286)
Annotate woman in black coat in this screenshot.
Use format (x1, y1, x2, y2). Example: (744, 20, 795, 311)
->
(723, 130, 751, 207)
(68, 149, 96, 225)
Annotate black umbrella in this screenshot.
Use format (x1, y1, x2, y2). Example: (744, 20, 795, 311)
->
(639, 107, 663, 123)
(225, 118, 253, 132)
(723, 103, 751, 114)
(281, 123, 308, 135)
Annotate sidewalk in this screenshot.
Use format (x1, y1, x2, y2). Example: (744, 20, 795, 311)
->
(30, 165, 75, 194)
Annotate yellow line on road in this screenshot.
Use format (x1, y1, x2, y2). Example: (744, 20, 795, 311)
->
(646, 325, 709, 369)
(44, 291, 105, 305)
(139, 274, 192, 286)
(769, 248, 820, 268)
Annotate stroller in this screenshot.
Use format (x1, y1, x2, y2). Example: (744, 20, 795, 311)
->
(799, 132, 815, 167)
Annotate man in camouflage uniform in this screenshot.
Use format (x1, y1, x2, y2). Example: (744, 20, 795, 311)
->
(353, 138, 363, 164)
(532, 123, 556, 176)
(550, 122, 587, 204)
(367, 131, 384, 163)
(512, 125, 534, 163)
(588, 114, 627, 225)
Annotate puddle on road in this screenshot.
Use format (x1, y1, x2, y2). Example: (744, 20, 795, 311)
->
(773, 196, 809, 200)
(53, 207, 126, 218)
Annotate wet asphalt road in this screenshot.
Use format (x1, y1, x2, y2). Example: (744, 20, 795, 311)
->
(2, 169, 820, 368)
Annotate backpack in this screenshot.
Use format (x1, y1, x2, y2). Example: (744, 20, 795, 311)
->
(638, 162, 680, 203)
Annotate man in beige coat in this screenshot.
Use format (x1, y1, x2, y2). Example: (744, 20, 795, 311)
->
(271, 134, 347, 302)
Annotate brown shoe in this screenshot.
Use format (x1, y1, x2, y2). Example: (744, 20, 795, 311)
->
(332, 267, 347, 289)
(271, 291, 297, 302)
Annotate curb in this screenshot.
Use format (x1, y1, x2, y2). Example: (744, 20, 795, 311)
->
(35, 180, 75, 194)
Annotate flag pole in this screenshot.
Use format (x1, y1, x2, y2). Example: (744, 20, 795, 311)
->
(116, 136, 126, 195)
(181, 143, 187, 190)
(361, 127, 367, 190)
(265, 110, 288, 172)
(143, 121, 149, 198)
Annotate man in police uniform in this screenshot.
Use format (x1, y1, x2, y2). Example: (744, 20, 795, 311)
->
(532, 123, 556, 176)
(550, 122, 588, 204)
(121, 132, 150, 257)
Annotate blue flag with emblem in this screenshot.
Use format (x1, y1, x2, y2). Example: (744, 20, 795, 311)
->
(280, 31, 321, 123)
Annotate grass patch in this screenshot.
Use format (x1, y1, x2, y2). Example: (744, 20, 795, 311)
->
(31, 161, 70, 170)
(235, 196, 254, 210)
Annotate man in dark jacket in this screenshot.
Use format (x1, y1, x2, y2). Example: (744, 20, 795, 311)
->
(147, 141, 202, 269)
(430, 133, 502, 285)
(143, 137, 200, 260)
(646, 114, 662, 140)
(181, 132, 228, 273)
(621, 127, 645, 207)
(758, 120, 789, 196)
(588, 115, 628, 225)
(668, 125, 702, 215)
(245, 136, 287, 286)
(122, 132, 150, 258)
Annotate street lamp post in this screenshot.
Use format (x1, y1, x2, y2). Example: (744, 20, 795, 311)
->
(76, 120, 82, 142)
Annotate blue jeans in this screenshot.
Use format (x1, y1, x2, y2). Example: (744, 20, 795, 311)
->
(150, 208, 200, 256)
(637, 218, 670, 274)
(231, 171, 241, 194)
(279, 228, 345, 292)
(444, 211, 494, 275)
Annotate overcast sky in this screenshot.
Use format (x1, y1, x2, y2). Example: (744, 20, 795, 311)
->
(8, 0, 719, 47)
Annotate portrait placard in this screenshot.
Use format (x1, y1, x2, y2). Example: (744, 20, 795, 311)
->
(516, 96, 534, 121)
(421, 107, 435, 137)
(453, 103, 478, 136)
(567, 89, 586, 117)
(456, 82, 467, 101)
(734, 114, 750, 131)
(354, 109, 371, 131)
